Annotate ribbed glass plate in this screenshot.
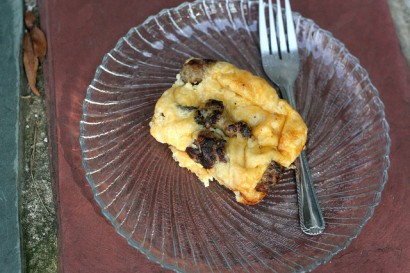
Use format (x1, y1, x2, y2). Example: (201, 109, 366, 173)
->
(79, 1, 390, 272)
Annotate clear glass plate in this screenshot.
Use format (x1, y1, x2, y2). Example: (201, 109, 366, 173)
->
(79, 1, 390, 272)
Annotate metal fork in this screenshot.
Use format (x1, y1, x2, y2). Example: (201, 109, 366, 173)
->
(259, 0, 325, 235)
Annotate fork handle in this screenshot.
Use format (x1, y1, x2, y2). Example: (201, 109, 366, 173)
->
(295, 151, 325, 235)
(280, 83, 325, 235)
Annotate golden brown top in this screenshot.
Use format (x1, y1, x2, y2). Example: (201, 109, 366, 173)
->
(150, 59, 307, 204)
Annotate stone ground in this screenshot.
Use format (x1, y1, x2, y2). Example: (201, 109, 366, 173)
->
(20, 1, 57, 272)
(20, 0, 410, 272)
(21, 70, 57, 273)
(387, 0, 410, 67)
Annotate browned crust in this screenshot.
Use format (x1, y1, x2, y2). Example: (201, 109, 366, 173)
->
(240, 161, 283, 205)
(239, 192, 268, 205)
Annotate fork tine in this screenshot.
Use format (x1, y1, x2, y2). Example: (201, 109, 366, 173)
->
(276, 0, 287, 56)
(259, 0, 269, 55)
(268, 0, 278, 56)
(285, 0, 298, 52)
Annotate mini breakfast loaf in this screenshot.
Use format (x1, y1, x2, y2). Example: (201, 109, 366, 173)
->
(150, 59, 307, 205)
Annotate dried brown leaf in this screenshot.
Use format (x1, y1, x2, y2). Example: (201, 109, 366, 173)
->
(23, 32, 40, 96)
(24, 11, 36, 30)
(30, 26, 47, 63)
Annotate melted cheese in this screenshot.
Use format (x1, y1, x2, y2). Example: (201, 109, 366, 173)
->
(150, 61, 307, 204)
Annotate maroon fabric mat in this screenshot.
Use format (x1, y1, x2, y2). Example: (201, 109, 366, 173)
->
(38, 0, 410, 272)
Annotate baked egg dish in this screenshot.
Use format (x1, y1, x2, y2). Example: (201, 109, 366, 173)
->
(149, 59, 307, 205)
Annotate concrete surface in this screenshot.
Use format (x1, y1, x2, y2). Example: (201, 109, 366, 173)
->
(19, 0, 410, 272)
(20, 76, 57, 273)
(388, 0, 410, 67)
(0, 0, 23, 272)
(19, 4, 57, 273)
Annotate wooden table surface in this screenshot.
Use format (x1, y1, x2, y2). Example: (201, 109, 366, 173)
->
(39, 0, 410, 272)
